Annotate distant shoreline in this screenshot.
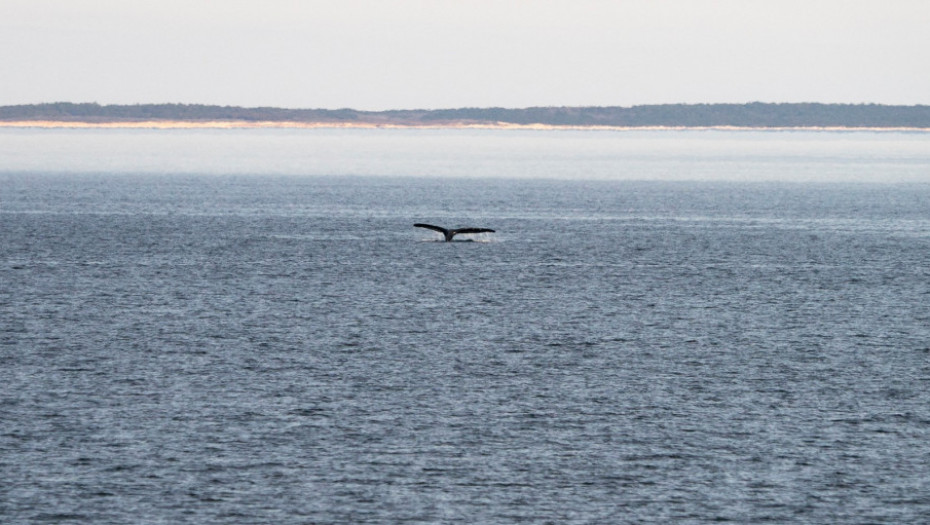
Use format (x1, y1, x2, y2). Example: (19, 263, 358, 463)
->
(3, 103, 930, 130)
(2, 120, 928, 132)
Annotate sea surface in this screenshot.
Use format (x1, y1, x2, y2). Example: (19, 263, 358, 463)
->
(2, 128, 930, 523)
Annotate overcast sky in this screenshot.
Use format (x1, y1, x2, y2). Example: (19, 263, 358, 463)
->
(2, 0, 928, 110)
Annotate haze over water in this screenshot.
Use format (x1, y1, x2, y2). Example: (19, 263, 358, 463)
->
(3, 127, 930, 181)
(3, 128, 930, 523)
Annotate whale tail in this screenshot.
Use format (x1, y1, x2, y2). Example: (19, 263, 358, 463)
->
(414, 223, 495, 242)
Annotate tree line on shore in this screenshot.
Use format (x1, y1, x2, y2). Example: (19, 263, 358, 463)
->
(2, 102, 929, 128)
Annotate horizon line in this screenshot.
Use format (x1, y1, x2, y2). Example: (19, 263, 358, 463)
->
(2, 120, 929, 133)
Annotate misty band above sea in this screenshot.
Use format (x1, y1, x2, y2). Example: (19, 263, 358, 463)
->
(2, 129, 930, 523)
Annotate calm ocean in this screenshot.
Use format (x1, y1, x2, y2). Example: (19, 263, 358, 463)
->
(2, 128, 930, 523)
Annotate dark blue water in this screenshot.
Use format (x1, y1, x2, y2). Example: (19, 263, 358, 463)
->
(3, 171, 930, 523)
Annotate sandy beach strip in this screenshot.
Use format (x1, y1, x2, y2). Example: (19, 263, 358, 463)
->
(0, 120, 928, 132)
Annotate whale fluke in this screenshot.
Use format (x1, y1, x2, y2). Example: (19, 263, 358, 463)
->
(414, 223, 495, 242)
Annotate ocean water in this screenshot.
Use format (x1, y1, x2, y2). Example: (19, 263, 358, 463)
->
(2, 129, 930, 523)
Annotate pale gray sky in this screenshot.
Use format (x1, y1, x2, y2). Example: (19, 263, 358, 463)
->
(2, 0, 928, 110)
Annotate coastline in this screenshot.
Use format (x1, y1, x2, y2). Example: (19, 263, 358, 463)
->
(1, 120, 928, 132)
